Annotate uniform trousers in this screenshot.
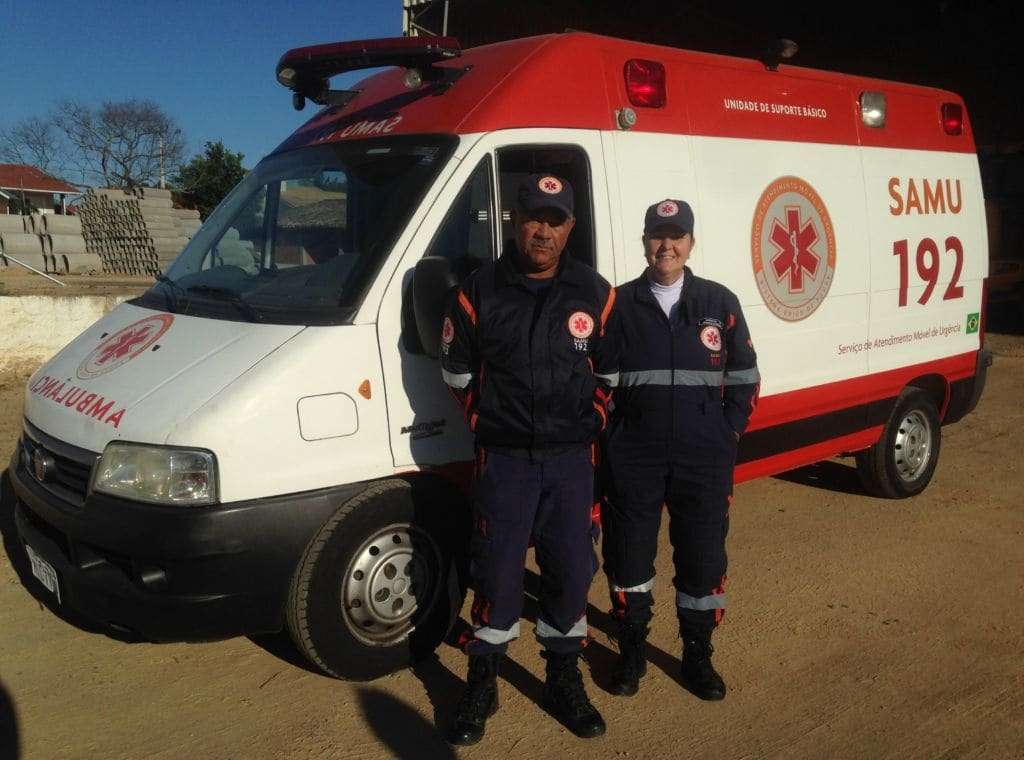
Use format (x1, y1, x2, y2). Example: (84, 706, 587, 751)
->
(464, 446, 597, 655)
(602, 412, 735, 637)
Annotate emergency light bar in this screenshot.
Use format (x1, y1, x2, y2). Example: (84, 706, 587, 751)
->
(276, 36, 463, 110)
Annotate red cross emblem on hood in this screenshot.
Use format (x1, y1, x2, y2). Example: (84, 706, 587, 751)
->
(96, 325, 154, 365)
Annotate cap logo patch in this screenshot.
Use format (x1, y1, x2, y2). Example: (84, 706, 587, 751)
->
(441, 317, 455, 345)
(568, 311, 595, 339)
(657, 200, 679, 217)
(539, 176, 563, 194)
(699, 325, 722, 351)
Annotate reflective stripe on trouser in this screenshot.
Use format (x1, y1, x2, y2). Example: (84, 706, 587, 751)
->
(602, 430, 733, 637)
(465, 446, 596, 656)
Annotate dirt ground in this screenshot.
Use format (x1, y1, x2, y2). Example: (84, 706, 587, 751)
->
(0, 268, 152, 298)
(1, 315, 1022, 760)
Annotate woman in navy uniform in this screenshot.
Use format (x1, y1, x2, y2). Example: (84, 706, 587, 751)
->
(602, 199, 759, 700)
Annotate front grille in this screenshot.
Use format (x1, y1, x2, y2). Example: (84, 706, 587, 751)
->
(49, 451, 92, 495)
(19, 498, 73, 561)
(22, 420, 101, 508)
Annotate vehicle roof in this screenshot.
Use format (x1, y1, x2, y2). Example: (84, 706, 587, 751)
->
(273, 32, 974, 155)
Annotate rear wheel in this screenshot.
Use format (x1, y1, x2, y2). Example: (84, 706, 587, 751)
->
(286, 478, 467, 680)
(856, 388, 941, 498)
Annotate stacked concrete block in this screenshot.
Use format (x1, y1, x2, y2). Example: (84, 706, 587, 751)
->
(78, 186, 201, 275)
(0, 213, 100, 275)
(0, 215, 29, 234)
(174, 207, 202, 239)
(46, 235, 102, 274)
(0, 231, 47, 272)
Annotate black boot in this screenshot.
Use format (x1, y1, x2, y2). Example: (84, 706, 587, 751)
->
(679, 635, 726, 701)
(542, 652, 606, 738)
(610, 623, 648, 696)
(445, 653, 501, 746)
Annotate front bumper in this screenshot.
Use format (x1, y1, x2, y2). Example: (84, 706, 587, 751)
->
(8, 424, 363, 641)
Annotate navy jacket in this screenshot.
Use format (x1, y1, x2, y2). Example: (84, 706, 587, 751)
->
(609, 267, 760, 442)
(440, 250, 617, 458)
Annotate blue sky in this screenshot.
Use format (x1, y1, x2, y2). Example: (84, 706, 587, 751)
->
(0, 0, 401, 177)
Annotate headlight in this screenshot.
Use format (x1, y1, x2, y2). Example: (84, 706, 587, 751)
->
(92, 443, 218, 506)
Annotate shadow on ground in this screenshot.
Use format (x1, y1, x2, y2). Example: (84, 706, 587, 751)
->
(358, 687, 457, 760)
(247, 631, 326, 677)
(0, 678, 19, 760)
(773, 459, 868, 496)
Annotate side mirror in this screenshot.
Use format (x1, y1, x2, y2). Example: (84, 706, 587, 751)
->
(412, 256, 458, 359)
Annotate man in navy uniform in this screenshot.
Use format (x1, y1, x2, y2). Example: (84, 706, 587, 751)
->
(440, 174, 618, 744)
(602, 199, 759, 700)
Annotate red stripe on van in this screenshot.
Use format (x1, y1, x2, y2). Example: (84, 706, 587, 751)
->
(735, 426, 883, 484)
(748, 350, 977, 434)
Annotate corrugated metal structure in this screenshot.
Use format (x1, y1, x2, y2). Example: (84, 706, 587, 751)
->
(401, 1, 764, 55)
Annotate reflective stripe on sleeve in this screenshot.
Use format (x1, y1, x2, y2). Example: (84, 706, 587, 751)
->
(724, 367, 761, 385)
(676, 590, 727, 611)
(610, 578, 654, 593)
(620, 369, 724, 387)
(595, 371, 620, 387)
(442, 369, 473, 389)
(473, 621, 520, 644)
(535, 615, 588, 639)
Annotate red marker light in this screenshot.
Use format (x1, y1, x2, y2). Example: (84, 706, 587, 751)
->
(624, 59, 666, 108)
(941, 102, 963, 135)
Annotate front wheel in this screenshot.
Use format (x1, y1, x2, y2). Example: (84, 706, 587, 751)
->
(856, 388, 942, 498)
(286, 479, 467, 680)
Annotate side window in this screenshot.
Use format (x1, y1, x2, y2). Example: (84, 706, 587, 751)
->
(497, 146, 595, 268)
(423, 156, 496, 279)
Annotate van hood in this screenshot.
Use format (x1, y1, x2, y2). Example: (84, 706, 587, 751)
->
(23, 304, 304, 452)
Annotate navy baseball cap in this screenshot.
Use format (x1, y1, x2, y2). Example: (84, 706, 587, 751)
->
(644, 199, 694, 235)
(517, 174, 574, 218)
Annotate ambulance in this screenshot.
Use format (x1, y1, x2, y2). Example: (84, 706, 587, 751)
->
(8, 33, 990, 680)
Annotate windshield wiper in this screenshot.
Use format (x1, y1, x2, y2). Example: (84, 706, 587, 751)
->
(185, 285, 263, 322)
(154, 273, 185, 313)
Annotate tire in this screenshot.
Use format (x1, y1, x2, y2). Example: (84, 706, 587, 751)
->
(856, 388, 941, 498)
(286, 478, 468, 680)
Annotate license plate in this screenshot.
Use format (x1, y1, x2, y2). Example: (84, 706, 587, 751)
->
(25, 543, 61, 604)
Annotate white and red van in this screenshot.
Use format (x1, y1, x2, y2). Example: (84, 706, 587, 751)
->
(9, 33, 990, 680)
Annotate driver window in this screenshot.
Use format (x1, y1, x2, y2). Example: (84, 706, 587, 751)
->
(423, 156, 495, 279)
(204, 185, 266, 272)
(273, 171, 348, 269)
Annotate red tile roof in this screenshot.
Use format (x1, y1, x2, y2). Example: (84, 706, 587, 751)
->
(0, 164, 79, 194)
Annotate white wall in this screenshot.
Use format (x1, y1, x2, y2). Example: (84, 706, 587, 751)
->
(0, 295, 127, 372)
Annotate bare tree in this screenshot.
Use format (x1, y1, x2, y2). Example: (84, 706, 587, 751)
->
(54, 99, 186, 188)
(0, 116, 67, 175)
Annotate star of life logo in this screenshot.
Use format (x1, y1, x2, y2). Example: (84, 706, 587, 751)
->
(751, 176, 835, 322)
(567, 311, 594, 339)
(77, 314, 174, 380)
(699, 325, 722, 351)
(538, 176, 563, 194)
(657, 200, 679, 217)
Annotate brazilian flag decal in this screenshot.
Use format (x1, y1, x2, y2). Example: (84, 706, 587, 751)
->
(966, 312, 980, 334)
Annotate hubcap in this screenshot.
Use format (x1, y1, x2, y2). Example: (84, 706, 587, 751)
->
(893, 409, 932, 483)
(342, 523, 441, 646)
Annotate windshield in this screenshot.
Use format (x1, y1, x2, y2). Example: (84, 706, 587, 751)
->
(133, 135, 456, 325)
